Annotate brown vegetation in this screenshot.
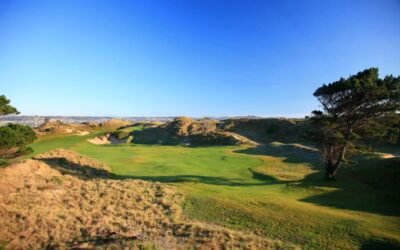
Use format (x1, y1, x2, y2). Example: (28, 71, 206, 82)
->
(35, 119, 91, 136)
(35, 119, 132, 137)
(98, 119, 132, 129)
(220, 118, 307, 143)
(0, 149, 290, 249)
(160, 117, 218, 136)
(134, 117, 258, 146)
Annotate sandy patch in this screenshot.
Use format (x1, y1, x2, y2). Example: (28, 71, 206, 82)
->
(87, 134, 125, 145)
(76, 130, 90, 136)
(378, 152, 400, 159)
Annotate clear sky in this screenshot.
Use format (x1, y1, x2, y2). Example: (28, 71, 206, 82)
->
(0, 0, 399, 117)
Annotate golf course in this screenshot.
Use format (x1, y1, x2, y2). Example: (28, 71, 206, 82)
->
(1, 1, 400, 248)
(25, 125, 400, 249)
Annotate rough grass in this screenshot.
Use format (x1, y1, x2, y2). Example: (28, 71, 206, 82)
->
(220, 118, 307, 143)
(133, 117, 257, 146)
(25, 133, 400, 249)
(0, 149, 289, 249)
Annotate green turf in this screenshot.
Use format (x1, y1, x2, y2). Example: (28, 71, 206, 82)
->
(28, 133, 400, 249)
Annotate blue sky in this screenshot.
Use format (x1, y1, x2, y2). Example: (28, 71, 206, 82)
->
(0, 0, 399, 117)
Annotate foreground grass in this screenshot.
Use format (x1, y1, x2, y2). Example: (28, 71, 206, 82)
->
(28, 133, 400, 249)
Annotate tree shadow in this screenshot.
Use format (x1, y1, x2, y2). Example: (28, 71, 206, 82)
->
(297, 157, 400, 217)
(234, 143, 322, 170)
(360, 239, 400, 250)
(235, 144, 400, 217)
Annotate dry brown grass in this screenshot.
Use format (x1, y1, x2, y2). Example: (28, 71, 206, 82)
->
(34, 120, 91, 136)
(135, 117, 258, 146)
(0, 149, 292, 249)
(34, 119, 132, 137)
(98, 119, 132, 129)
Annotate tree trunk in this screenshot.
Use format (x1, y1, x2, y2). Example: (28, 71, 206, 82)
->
(325, 128, 352, 180)
(325, 163, 339, 180)
(325, 161, 336, 180)
(0, 147, 19, 158)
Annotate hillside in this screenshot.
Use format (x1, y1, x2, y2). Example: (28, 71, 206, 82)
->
(35, 119, 91, 136)
(220, 118, 308, 143)
(132, 117, 258, 146)
(34, 118, 133, 137)
(0, 149, 290, 249)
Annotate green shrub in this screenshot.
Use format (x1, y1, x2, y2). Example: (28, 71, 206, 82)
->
(0, 158, 9, 168)
(221, 118, 308, 142)
(51, 176, 64, 185)
(190, 132, 237, 146)
(112, 130, 130, 140)
(0, 123, 36, 157)
(16, 146, 34, 156)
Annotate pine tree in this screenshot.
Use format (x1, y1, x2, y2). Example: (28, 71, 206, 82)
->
(310, 68, 400, 179)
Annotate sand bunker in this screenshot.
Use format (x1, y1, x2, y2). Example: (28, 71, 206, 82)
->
(87, 133, 125, 145)
(76, 130, 90, 136)
(0, 149, 288, 249)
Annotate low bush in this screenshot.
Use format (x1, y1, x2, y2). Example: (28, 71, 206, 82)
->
(190, 131, 238, 146)
(0, 124, 36, 157)
(0, 158, 8, 168)
(111, 130, 130, 140)
(220, 118, 307, 142)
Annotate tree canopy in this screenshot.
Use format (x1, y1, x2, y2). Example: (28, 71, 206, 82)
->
(310, 68, 400, 179)
(0, 95, 19, 116)
(0, 123, 36, 151)
(0, 95, 36, 158)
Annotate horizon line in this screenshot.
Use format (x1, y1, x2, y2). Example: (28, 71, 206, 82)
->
(1, 114, 309, 119)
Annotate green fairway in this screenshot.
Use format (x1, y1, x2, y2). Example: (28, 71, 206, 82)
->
(28, 133, 400, 249)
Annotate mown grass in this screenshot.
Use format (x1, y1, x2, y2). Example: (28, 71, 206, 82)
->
(28, 132, 400, 249)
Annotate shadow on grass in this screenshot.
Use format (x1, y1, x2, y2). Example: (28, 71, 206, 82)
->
(234, 143, 322, 170)
(235, 143, 400, 217)
(248, 168, 278, 182)
(67, 235, 141, 249)
(40, 141, 400, 216)
(298, 157, 400, 217)
(124, 174, 283, 186)
(39, 158, 113, 180)
(39, 157, 282, 187)
(360, 239, 400, 250)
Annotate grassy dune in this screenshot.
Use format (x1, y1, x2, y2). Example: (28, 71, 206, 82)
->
(28, 131, 400, 249)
